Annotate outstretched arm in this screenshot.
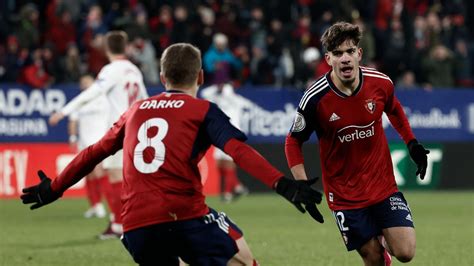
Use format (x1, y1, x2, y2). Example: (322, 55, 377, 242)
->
(223, 138, 324, 223)
(223, 138, 282, 188)
(22, 110, 128, 209)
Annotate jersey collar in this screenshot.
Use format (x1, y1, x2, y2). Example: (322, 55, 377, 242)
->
(166, 89, 188, 94)
(325, 68, 363, 98)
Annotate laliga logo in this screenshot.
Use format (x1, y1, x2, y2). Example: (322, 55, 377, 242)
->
(337, 121, 375, 143)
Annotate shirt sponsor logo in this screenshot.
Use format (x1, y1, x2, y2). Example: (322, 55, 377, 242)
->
(337, 121, 375, 143)
(139, 99, 184, 109)
(291, 112, 306, 132)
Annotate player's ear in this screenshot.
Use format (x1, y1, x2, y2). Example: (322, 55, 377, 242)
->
(358, 47, 363, 61)
(324, 52, 331, 66)
(197, 69, 204, 86)
(160, 73, 167, 87)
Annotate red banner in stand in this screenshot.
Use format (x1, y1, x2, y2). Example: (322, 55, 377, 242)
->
(0, 143, 220, 198)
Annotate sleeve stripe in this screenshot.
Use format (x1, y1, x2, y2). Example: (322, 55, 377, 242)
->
(299, 77, 327, 106)
(362, 73, 393, 84)
(361, 68, 389, 78)
(299, 80, 329, 110)
(360, 66, 377, 71)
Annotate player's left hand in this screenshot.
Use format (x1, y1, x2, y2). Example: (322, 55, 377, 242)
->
(21, 170, 62, 210)
(407, 139, 430, 180)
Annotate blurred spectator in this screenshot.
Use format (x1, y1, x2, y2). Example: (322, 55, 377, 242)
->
(292, 13, 317, 48)
(248, 7, 267, 50)
(396, 71, 418, 90)
(45, 10, 77, 55)
(233, 44, 251, 86)
(194, 6, 216, 53)
(86, 34, 108, 76)
(61, 44, 83, 83)
(127, 37, 159, 85)
(19, 48, 53, 89)
(203, 33, 242, 85)
(79, 5, 108, 53)
(42, 43, 62, 82)
(123, 4, 151, 40)
(295, 47, 321, 87)
(149, 5, 173, 55)
(273, 48, 294, 87)
(0, 36, 28, 82)
(250, 45, 273, 85)
(453, 39, 474, 87)
(215, 4, 243, 46)
(354, 17, 376, 66)
(14, 3, 40, 49)
(422, 44, 456, 88)
(171, 5, 193, 43)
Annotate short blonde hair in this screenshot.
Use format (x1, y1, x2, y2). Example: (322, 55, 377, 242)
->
(160, 43, 202, 86)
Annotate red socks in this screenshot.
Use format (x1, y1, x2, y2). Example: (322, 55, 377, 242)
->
(220, 167, 240, 193)
(103, 179, 123, 224)
(85, 177, 102, 206)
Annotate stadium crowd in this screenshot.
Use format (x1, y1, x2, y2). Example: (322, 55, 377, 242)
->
(0, 0, 472, 89)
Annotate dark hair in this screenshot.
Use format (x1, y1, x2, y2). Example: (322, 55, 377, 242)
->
(321, 22, 362, 52)
(160, 43, 202, 86)
(105, 31, 128, 55)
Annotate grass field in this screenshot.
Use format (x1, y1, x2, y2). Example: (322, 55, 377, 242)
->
(1, 191, 473, 266)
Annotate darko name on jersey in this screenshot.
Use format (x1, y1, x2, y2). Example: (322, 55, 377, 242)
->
(139, 99, 185, 109)
(337, 121, 375, 143)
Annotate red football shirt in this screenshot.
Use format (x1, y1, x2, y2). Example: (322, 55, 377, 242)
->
(52, 90, 282, 232)
(286, 67, 415, 210)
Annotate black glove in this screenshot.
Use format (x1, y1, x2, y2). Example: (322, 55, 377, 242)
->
(276, 177, 324, 223)
(21, 170, 62, 210)
(407, 139, 430, 180)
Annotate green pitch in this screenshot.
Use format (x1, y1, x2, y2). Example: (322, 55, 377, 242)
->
(1, 192, 472, 266)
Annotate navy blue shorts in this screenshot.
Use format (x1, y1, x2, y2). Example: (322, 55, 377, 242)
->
(121, 208, 243, 265)
(332, 192, 414, 251)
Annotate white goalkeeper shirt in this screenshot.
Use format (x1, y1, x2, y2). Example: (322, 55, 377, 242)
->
(61, 59, 148, 126)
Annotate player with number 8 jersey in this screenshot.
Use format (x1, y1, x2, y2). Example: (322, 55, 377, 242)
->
(23, 43, 324, 265)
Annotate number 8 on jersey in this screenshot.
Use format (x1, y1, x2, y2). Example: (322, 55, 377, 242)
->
(133, 118, 169, 174)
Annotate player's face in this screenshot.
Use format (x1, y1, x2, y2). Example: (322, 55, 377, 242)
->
(325, 40, 362, 85)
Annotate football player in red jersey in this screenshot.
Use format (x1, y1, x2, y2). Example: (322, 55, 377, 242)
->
(285, 22, 429, 266)
(21, 43, 323, 265)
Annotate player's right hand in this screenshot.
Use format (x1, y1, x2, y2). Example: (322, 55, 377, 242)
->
(49, 112, 64, 126)
(21, 170, 62, 210)
(275, 177, 324, 223)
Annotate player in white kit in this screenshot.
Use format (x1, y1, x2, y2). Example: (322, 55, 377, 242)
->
(201, 83, 250, 202)
(68, 74, 109, 219)
(49, 31, 148, 239)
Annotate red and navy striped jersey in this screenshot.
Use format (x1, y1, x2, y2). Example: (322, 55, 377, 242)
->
(52, 90, 282, 232)
(286, 67, 415, 210)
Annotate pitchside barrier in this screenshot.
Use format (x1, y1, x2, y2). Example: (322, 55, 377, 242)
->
(1, 84, 473, 197)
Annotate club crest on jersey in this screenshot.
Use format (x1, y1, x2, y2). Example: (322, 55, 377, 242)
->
(365, 99, 376, 114)
(291, 112, 306, 132)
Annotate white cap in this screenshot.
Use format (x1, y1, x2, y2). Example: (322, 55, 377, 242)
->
(213, 33, 228, 46)
(303, 47, 321, 63)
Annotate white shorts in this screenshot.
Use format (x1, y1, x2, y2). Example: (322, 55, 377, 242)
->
(103, 149, 123, 169)
(214, 148, 233, 161)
